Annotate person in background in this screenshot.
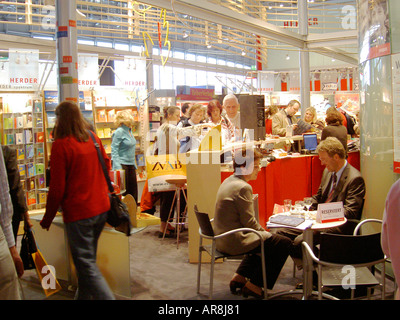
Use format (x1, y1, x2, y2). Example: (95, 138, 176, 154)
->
(179, 102, 191, 122)
(276, 137, 365, 268)
(155, 106, 208, 237)
(303, 106, 325, 132)
(322, 107, 348, 154)
(265, 105, 278, 135)
(214, 147, 292, 298)
(271, 99, 300, 137)
(2, 145, 32, 242)
(0, 145, 23, 299)
(40, 101, 114, 300)
(223, 94, 240, 129)
(206, 99, 235, 145)
(382, 179, 400, 300)
(177, 104, 206, 153)
(111, 110, 138, 204)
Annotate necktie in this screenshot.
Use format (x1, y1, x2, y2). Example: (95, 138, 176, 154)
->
(326, 173, 337, 203)
(287, 115, 292, 125)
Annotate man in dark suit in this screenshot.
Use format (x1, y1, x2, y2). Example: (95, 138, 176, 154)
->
(2, 145, 32, 241)
(276, 137, 366, 261)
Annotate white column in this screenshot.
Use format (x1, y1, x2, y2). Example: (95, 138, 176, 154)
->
(55, 0, 79, 104)
(298, 0, 310, 116)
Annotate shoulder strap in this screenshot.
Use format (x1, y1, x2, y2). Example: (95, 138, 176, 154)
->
(88, 130, 114, 193)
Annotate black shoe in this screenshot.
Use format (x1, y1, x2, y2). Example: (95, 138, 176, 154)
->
(242, 285, 264, 299)
(229, 280, 245, 295)
(158, 231, 175, 238)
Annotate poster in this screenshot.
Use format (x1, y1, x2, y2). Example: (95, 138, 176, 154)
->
(391, 53, 400, 173)
(359, 0, 391, 63)
(146, 154, 187, 192)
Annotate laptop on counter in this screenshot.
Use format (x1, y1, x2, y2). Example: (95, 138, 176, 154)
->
(303, 133, 318, 154)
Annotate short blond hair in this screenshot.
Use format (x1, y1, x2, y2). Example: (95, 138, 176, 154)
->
(115, 110, 135, 127)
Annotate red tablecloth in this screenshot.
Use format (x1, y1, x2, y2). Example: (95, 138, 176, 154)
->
(220, 151, 360, 229)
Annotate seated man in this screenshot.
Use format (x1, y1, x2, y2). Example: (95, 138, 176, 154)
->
(276, 137, 366, 262)
(214, 147, 292, 298)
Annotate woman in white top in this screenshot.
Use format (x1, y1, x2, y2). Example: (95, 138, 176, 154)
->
(155, 106, 208, 237)
(177, 104, 206, 153)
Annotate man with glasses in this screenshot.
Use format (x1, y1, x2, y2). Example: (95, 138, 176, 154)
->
(271, 99, 300, 137)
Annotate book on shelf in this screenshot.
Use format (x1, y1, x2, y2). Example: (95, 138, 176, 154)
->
(37, 192, 47, 204)
(23, 114, 33, 128)
(35, 118, 43, 128)
(15, 133, 24, 145)
(97, 109, 107, 122)
(35, 132, 45, 143)
(47, 112, 56, 128)
(36, 146, 44, 158)
(24, 129, 33, 144)
(26, 177, 36, 191)
(26, 190, 36, 206)
(18, 164, 26, 176)
(36, 163, 45, 175)
(37, 176, 45, 189)
(6, 133, 15, 145)
(132, 124, 138, 134)
(107, 109, 116, 122)
(3, 117, 14, 129)
(34, 100, 43, 113)
(25, 145, 34, 159)
(15, 116, 24, 128)
(103, 128, 112, 138)
(17, 148, 25, 160)
(26, 163, 35, 177)
(97, 128, 105, 138)
(136, 154, 145, 167)
(103, 142, 111, 153)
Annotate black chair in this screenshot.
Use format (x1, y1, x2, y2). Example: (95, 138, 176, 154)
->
(194, 204, 268, 299)
(302, 225, 386, 300)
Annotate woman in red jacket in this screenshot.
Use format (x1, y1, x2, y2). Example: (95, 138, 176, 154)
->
(40, 101, 114, 300)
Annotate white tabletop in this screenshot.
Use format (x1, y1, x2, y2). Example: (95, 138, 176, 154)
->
(267, 212, 346, 231)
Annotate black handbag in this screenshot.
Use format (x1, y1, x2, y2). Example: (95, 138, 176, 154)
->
(88, 131, 132, 236)
(20, 228, 38, 270)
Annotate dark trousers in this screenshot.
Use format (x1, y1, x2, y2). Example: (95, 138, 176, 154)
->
(121, 164, 138, 204)
(236, 233, 292, 289)
(159, 190, 186, 223)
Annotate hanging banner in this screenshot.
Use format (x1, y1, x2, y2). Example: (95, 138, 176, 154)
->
(8, 49, 39, 90)
(359, 0, 391, 63)
(78, 53, 99, 87)
(258, 72, 274, 93)
(146, 154, 186, 192)
(119, 56, 147, 89)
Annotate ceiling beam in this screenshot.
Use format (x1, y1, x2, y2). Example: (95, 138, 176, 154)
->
(140, 0, 359, 66)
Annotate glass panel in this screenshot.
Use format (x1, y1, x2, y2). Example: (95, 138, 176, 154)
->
(359, 54, 398, 221)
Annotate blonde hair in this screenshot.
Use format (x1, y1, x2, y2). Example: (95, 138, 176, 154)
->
(305, 106, 317, 123)
(115, 110, 135, 128)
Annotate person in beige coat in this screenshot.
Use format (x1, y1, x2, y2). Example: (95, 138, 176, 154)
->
(214, 148, 292, 298)
(271, 99, 300, 137)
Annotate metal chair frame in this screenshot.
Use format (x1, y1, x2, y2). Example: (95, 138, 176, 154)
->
(302, 220, 386, 300)
(194, 204, 268, 300)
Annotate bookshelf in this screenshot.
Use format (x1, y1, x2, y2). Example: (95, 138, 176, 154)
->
(0, 93, 47, 209)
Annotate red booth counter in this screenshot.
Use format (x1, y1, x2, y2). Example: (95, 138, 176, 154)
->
(221, 151, 360, 229)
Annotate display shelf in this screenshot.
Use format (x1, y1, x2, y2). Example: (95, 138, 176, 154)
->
(0, 93, 46, 210)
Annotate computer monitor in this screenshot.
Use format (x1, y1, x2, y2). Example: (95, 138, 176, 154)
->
(303, 133, 318, 151)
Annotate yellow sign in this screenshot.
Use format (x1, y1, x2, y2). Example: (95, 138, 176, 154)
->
(146, 154, 186, 192)
(198, 125, 222, 151)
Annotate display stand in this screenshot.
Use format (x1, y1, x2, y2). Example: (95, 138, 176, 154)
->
(30, 213, 133, 299)
(186, 149, 221, 263)
(1, 92, 47, 209)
